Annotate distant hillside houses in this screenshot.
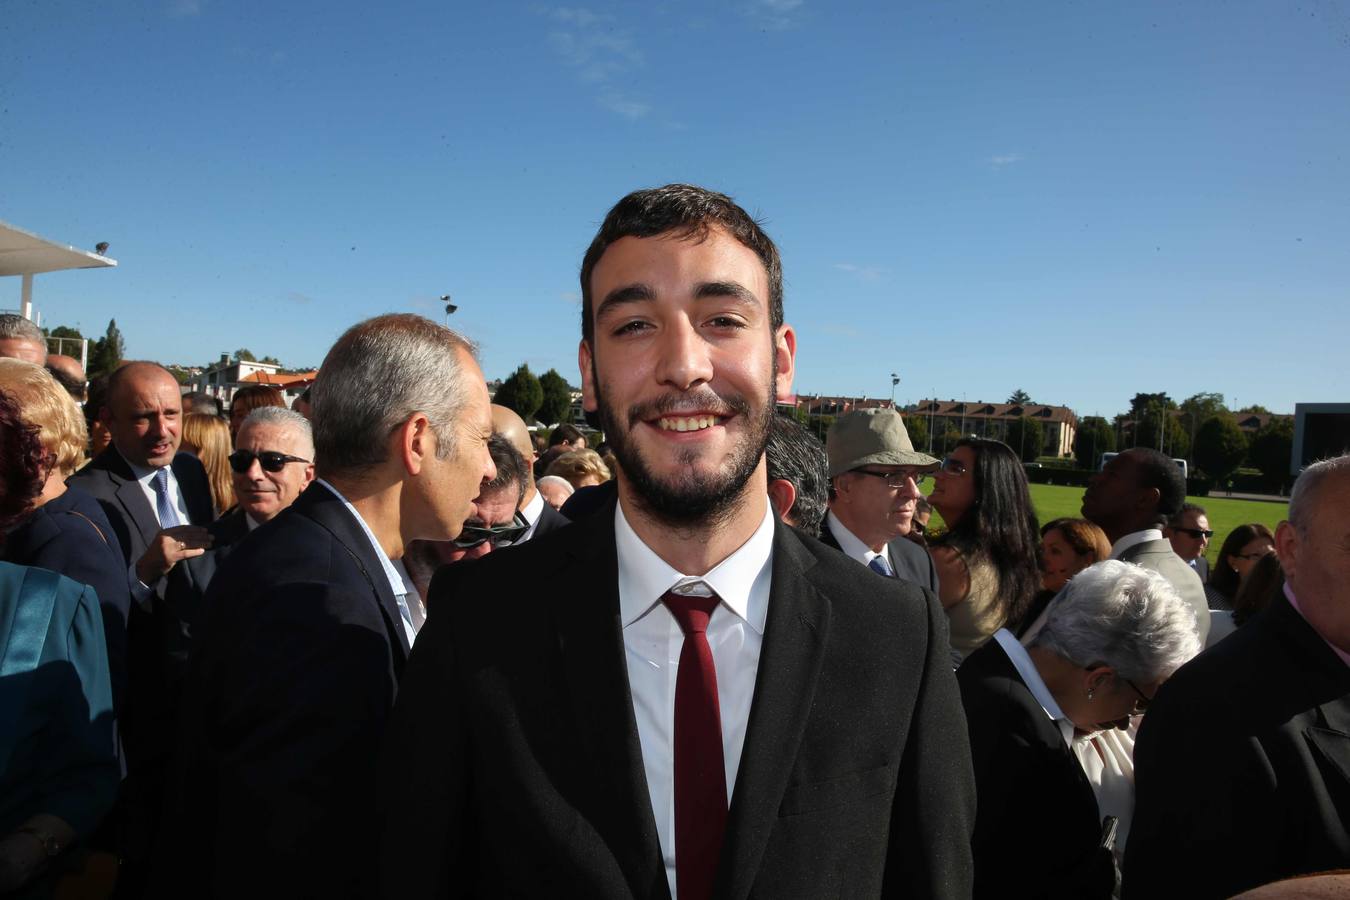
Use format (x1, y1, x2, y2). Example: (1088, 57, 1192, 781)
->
(185, 353, 316, 408)
(911, 399, 1079, 457)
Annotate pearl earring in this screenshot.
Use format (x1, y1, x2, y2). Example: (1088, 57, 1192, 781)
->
(1087, 688, 1095, 701)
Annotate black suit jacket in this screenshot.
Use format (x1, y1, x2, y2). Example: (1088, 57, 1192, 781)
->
(1125, 593, 1350, 899)
(1, 486, 131, 717)
(153, 483, 411, 898)
(378, 501, 976, 898)
(527, 496, 571, 540)
(67, 447, 215, 566)
(957, 639, 1115, 899)
(818, 517, 941, 595)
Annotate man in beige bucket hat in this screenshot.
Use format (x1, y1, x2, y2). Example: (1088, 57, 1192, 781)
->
(819, 408, 941, 593)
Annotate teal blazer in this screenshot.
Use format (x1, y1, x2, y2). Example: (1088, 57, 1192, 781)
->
(0, 561, 118, 839)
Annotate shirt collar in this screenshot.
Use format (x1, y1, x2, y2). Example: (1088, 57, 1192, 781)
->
(994, 629, 1076, 749)
(615, 496, 774, 634)
(825, 510, 890, 568)
(520, 489, 546, 539)
(118, 446, 163, 483)
(1110, 528, 1164, 559)
(314, 478, 405, 599)
(1284, 582, 1350, 668)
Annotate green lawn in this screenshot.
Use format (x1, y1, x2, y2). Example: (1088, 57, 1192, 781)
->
(923, 483, 1287, 568)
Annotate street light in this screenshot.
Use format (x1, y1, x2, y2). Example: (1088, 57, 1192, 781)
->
(441, 294, 457, 326)
(890, 373, 900, 407)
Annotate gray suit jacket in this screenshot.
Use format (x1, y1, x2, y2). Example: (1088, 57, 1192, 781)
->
(1119, 539, 1210, 641)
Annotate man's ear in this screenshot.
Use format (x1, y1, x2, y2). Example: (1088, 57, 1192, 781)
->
(1137, 486, 1162, 519)
(767, 478, 798, 524)
(774, 324, 797, 403)
(579, 339, 598, 413)
(398, 413, 434, 476)
(1275, 519, 1300, 581)
(300, 463, 316, 489)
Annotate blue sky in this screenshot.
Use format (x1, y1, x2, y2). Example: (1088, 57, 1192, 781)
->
(3, 0, 1347, 418)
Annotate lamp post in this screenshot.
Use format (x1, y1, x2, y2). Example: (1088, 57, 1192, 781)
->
(890, 373, 899, 408)
(441, 294, 458, 327)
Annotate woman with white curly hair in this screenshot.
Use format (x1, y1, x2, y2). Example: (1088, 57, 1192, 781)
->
(957, 559, 1202, 899)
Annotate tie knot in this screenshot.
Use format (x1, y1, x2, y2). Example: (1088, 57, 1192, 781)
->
(868, 554, 894, 577)
(153, 468, 171, 490)
(662, 591, 719, 635)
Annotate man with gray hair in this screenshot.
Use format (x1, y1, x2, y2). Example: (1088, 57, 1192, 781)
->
(155, 314, 496, 897)
(0, 312, 47, 364)
(1127, 454, 1350, 899)
(765, 414, 829, 537)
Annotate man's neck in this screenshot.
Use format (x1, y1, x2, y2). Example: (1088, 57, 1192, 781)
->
(1101, 517, 1150, 546)
(618, 474, 770, 576)
(320, 469, 405, 560)
(829, 507, 888, 553)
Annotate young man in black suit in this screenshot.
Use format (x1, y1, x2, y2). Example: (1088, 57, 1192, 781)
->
(153, 314, 496, 897)
(1126, 454, 1350, 898)
(379, 184, 975, 899)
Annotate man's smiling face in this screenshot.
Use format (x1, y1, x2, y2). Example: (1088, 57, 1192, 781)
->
(579, 226, 795, 526)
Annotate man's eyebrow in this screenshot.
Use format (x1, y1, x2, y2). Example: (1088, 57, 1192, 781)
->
(694, 281, 761, 306)
(595, 284, 656, 320)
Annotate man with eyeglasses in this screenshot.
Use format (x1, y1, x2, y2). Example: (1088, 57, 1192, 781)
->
(1164, 502, 1212, 582)
(819, 408, 942, 594)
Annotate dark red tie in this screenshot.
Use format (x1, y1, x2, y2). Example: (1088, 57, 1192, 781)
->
(662, 590, 727, 900)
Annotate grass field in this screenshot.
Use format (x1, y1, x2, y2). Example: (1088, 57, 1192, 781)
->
(923, 483, 1287, 568)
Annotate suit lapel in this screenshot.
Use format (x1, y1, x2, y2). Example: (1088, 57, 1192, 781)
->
(295, 484, 411, 665)
(551, 507, 668, 898)
(105, 452, 164, 549)
(717, 523, 831, 900)
(172, 453, 215, 525)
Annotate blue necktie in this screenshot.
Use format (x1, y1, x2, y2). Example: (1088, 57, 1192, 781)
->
(869, 555, 894, 577)
(153, 468, 182, 528)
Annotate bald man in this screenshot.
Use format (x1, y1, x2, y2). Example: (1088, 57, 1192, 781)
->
(46, 354, 87, 402)
(491, 404, 570, 543)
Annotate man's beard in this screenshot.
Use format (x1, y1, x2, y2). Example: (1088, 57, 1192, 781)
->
(594, 373, 775, 530)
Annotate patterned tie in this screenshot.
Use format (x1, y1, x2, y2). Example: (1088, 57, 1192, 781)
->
(868, 554, 894, 577)
(153, 468, 182, 528)
(662, 590, 727, 900)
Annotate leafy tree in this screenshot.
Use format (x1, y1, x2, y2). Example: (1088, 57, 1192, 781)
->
(903, 413, 929, 454)
(1180, 392, 1228, 425)
(1125, 392, 1189, 458)
(1004, 417, 1044, 463)
(1006, 388, 1032, 406)
(236, 348, 257, 362)
(1193, 416, 1248, 483)
(1237, 404, 1272, 415)
(1248, 417, 1295, 489)
(789, 404, 810, 426)
(937, 423, 964, 457)
(46, 325, 84, 340)
(88, 319, 125, 376)
(1074, 416, 1116, 470)
(537, 369, 573, 426)
(493, 363, 544, 423)
(260, 355, 282, 367)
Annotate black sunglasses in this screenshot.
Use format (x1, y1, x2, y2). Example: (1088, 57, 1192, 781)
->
(1174, 527, 1214, 540)
(452, 511, 530, 550)
(228, 449, 311, 474)
(852, 468, 928, 489)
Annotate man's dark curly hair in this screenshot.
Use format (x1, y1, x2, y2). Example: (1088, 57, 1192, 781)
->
(0, 389, 46, 538)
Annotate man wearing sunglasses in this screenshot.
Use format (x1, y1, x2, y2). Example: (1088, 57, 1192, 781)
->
(819, 408, 942, 594)
(1163, 502, 1212, 582)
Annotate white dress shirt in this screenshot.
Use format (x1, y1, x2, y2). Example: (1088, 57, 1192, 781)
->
(315, 479, 418, 648)
(823, 510, 892, 572)
(1110, 528, 1163, 560)
(122, 450, 193, 606)
(519, 489, 547, 543)
(617, 498, 775, 900)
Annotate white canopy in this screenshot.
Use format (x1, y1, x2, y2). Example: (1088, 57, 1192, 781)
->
(0, 219, 116, 277)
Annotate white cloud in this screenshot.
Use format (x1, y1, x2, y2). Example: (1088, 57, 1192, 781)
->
(167, 0, 204, 17)
(537, 5, 650, 118)
(745, 0, 805, 29)
(600, 91, 650, 120)
(833, 262, 887, 282)
(989, 153, 1023, 167)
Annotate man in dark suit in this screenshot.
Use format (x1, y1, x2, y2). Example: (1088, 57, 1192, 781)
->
(817, 408, 941, 594)
(764, 414, 829, 538)
(1164, 502, 1212, 582)
(378, 184, 975, 898)
(152, 314, 497, 898)
(1082, 447, 1209, 641)
(492, 403, 571, 542)
(1126, 454, 1350, 898)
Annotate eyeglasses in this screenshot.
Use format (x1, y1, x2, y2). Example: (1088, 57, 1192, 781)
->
(939, 456, 968, 476)
(852, 468, 928, 489)
(452, 511, 530, 550)
(1174, 527, 1214, 540)
(1123, 679, 1153, 716)
(228, 449, 311, 474)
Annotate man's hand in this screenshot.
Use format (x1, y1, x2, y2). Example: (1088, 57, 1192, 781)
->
(135, 525, 213, 585)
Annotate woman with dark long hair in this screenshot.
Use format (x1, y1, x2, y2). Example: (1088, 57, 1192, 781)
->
(927, 437, 1042, 661)
(1207, 523, 1275, 610)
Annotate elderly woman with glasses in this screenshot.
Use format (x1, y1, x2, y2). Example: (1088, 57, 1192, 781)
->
(957, 560, 1201, 899)
(926, 437, 1042, 661)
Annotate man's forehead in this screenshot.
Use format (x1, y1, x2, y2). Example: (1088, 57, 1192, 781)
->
(239, 423, 300, 449)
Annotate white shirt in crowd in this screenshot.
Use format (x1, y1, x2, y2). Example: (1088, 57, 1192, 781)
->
(823, 510, 893, 572)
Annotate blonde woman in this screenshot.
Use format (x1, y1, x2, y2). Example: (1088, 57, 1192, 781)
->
(182, 413, 235, 516)
(544, 448, 611, 490)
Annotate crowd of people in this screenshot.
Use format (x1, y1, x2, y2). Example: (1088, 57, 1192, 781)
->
(0, 183, 1346, 899)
